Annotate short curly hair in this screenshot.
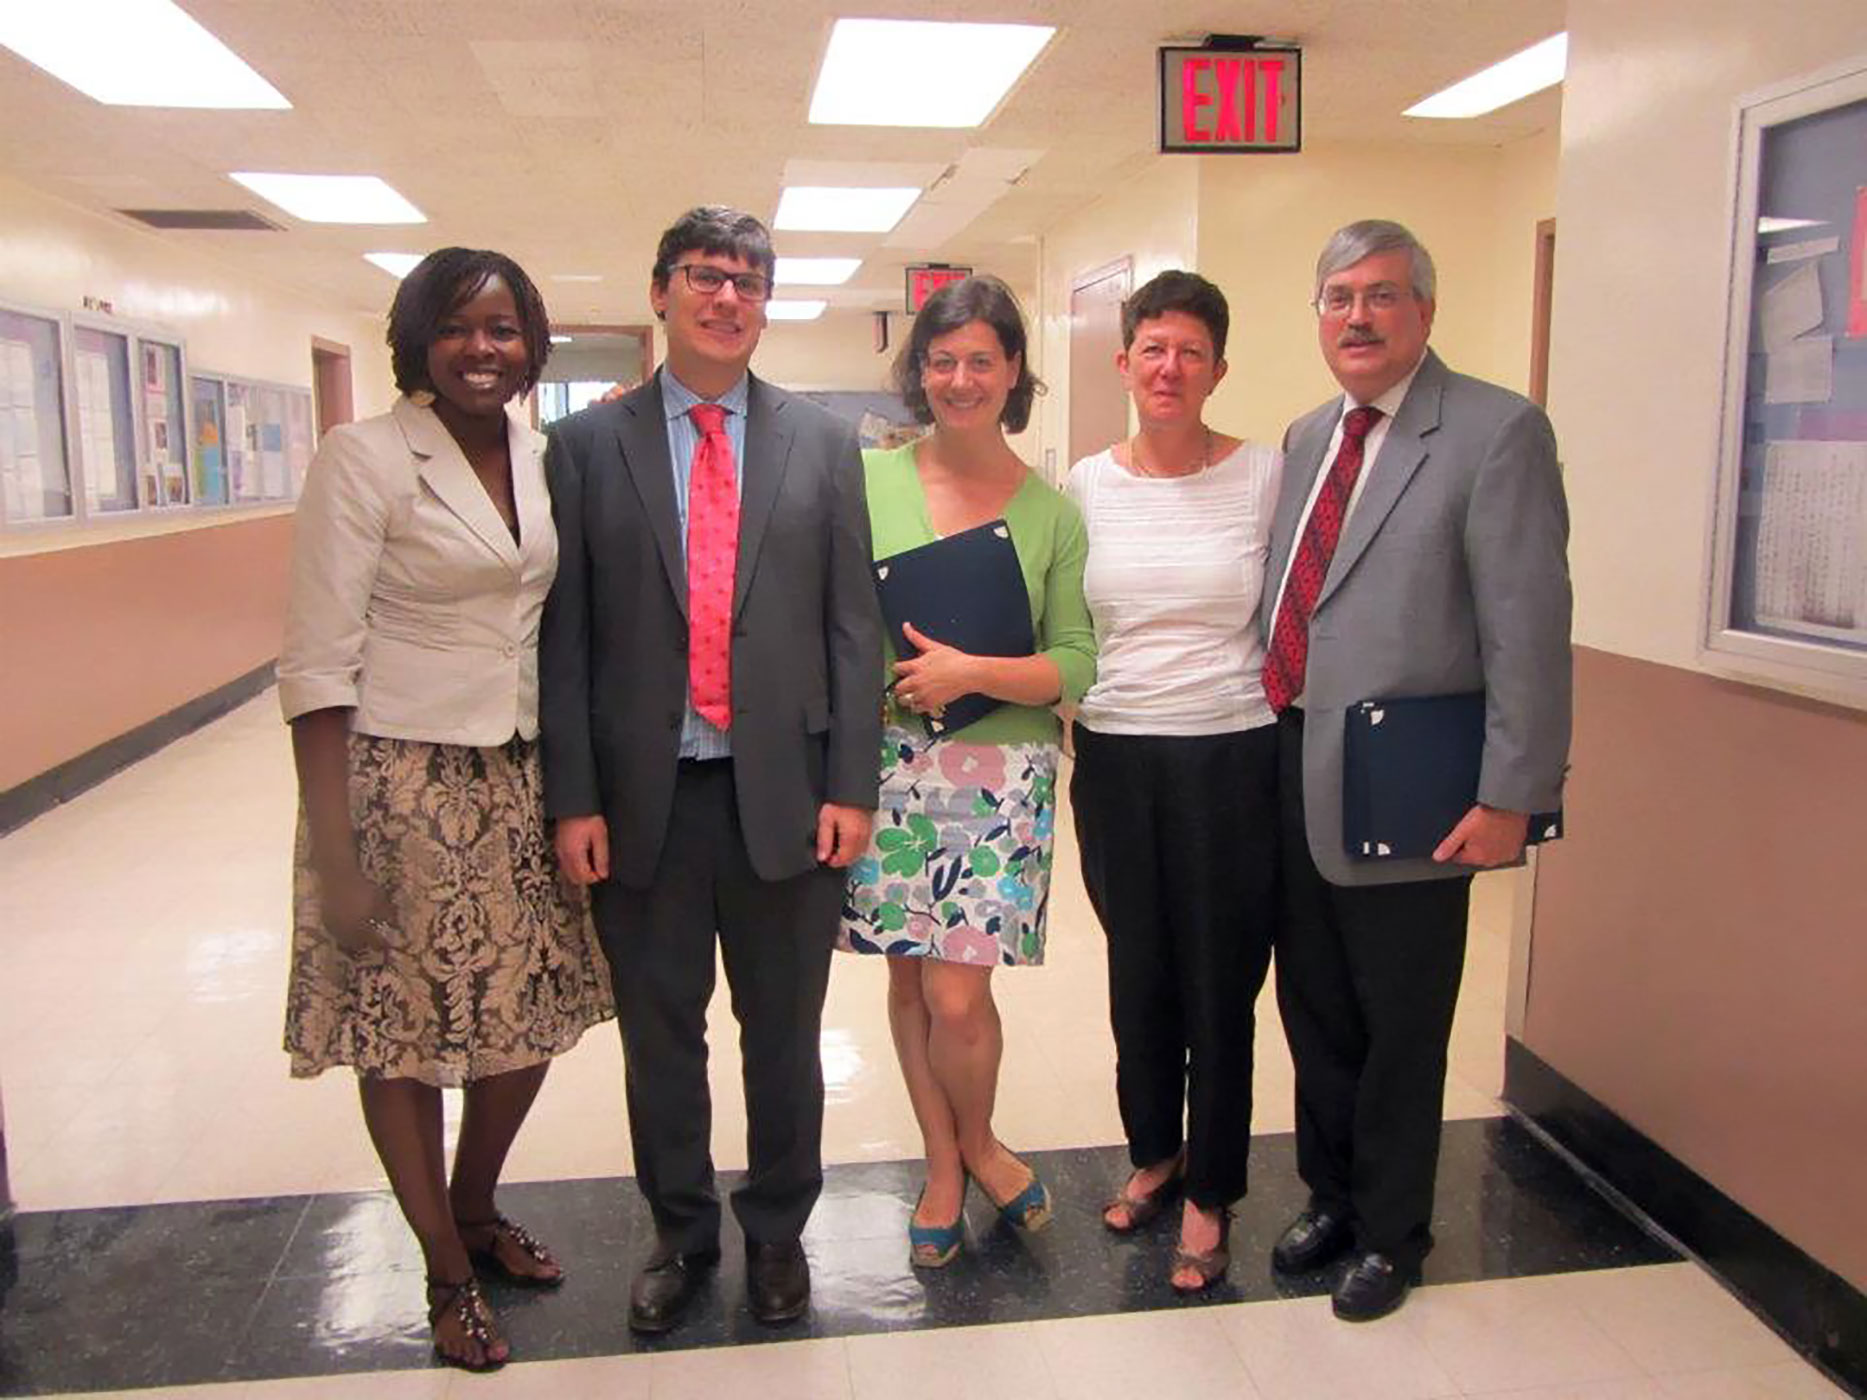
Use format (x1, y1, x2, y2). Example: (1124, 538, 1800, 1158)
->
(1121, 270, 1230, 362)
(892, 275, 1044, 434)
(387, 248, 551, 396)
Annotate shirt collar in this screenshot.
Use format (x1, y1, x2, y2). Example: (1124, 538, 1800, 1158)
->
(662, 367, 749, 422)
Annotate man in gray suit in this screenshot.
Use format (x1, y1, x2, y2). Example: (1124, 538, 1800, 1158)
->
(1260, 220, 1571, 1320)
(539, 206, 883, 1332)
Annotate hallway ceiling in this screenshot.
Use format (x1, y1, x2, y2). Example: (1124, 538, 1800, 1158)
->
(0, 0, 1564, 323)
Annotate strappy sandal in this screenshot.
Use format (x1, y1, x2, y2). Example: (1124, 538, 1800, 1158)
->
(456, 1213, 565, 1288)
(426, 1275, 508, 1372)
(1102, 1155, 1185, 1234)
(1169, 1206, 1233, 1294)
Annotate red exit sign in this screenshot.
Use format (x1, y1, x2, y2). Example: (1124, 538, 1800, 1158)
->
(1159, 43, 1302, 154)
(905, 263, 972, 313)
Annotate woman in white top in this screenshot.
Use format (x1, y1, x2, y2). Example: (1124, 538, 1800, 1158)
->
(1065, 271, 1282, 1293)
(279, 249, 612, 1371)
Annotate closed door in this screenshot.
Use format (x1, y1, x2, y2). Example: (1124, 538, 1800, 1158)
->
(1068, 257, 1132, 470)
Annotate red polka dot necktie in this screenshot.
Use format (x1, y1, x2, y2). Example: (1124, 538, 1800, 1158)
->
(686, 402, 738, 730)
(1263, 405, 1383, 713)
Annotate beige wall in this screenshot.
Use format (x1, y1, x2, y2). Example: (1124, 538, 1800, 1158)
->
(0, 171, 392, 415)
(749, 311, 893, 394)
(1524, 0, 1867, 1292)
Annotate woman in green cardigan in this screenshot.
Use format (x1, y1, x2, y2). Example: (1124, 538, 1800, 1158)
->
(837, 276, 1095, 1268)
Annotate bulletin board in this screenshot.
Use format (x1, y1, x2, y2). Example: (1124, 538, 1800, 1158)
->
(1703, 55, 1867, 702)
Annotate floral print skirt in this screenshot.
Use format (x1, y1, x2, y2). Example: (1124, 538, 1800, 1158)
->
(284, 733, 614, 1086)
(838, 724, 1058, 966)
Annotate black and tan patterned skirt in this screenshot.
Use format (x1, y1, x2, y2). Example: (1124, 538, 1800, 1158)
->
(284, 733, 613, 1086)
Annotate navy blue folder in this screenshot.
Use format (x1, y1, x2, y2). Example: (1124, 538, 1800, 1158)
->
(1343, 692, 1564, 861)
(872, 519, 1034, 739)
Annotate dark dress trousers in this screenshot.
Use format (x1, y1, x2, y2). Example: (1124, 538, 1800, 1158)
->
(539, 371, 883, 1252)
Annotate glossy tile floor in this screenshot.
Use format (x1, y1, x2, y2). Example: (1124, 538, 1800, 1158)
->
(0, 694, 1850, 1397)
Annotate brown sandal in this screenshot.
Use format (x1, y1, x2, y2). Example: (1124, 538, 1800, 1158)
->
(1102, 1157, 1185, 1234)
(426, 1275, 508, 1372)
(1169, 1207, 1233, 1293)
(457, 1213, 565, 1287)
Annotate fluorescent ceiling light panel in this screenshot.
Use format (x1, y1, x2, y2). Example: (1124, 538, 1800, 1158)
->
(0, 0, 290, 108)
(231, 173, 426, 224)
(1758, 216, 1827, 234)
(364, 252, 423, 278)
(776, 257, 862, 286)
(1404, 33, 1567, 119)
(810, 19, 1053, 128)
(765, 301, 828, 321)
(775, 186, 920, 233)
(550, 334, 574, 344)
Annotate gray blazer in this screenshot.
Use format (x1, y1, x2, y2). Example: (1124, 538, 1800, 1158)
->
(538, 371, 884, 887)
(1262, 350, 1572, 887)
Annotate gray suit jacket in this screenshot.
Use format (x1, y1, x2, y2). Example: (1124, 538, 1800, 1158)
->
(1262, 350, 1572, 887)
(538, 370, 884, 887)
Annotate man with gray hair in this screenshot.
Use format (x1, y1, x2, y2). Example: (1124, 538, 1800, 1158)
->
(1259, 219, 1571, 1319)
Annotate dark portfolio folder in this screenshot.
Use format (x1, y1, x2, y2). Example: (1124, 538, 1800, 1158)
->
(872, 518, 1034, 738)
(1343, 692, 1564, 861)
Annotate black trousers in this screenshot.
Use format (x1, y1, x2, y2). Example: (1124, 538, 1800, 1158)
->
(590, 759, 842, 1254)
(1070, 722, 1278, 1208)
(1274, 709, 1470, 1267)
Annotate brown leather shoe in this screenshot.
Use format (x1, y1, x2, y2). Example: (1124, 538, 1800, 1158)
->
(627, 1244, 720, 1334)
(746, 1238, 810, 1325)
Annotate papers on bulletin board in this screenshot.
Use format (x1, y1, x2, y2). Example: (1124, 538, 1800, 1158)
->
(74, 348, 118, 507)
(1754, 440, 1867, 640)
(1764, 335, 1834, 405)
(1761, 261, 1824, 350)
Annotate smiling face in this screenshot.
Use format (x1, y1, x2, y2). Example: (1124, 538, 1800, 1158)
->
(424, 274, 529, 422)
(651, 250, 767, 392)
(1316, 248, 1435, 403)
(1118, 309, 1227, 429)
(920, 319, 1018, 433)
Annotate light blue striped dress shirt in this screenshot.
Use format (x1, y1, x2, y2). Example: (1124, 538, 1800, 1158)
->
(661, 369, 749, 761)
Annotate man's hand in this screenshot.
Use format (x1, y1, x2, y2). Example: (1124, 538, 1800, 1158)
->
(555, 814, 611, 885)
(1433, 804, 1529, 867)
(816, 803, 873, 868)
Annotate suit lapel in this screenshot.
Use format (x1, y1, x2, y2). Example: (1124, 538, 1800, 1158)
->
(732, 374, 794, 621)
(398, 397, 520, 569)
(1318, 351, 1445, 609)
(508, 414, 550, 575)
(617, 373, 688, 617)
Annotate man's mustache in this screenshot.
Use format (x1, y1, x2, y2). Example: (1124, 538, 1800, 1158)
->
(1337, 329, 1384, 347)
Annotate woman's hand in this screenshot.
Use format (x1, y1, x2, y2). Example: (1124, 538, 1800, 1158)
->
(892, 621, 980, 715)
(319, 864, 395, 954)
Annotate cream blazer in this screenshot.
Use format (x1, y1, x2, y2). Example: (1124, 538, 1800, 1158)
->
(279, 396, 557, 745)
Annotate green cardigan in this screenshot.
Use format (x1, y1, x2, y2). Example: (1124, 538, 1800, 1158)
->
(863, 443, 1095, 745)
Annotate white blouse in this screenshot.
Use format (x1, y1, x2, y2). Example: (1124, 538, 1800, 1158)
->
(1065, 441, 1282, 736)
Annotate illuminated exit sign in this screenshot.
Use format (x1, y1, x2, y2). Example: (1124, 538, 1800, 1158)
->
(905, 263, 972, 313)
(1158, 41, 1302, 154)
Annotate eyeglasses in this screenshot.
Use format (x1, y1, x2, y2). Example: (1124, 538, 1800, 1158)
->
(672, 263, 773, 302)
(1312, 282, 1410, 318)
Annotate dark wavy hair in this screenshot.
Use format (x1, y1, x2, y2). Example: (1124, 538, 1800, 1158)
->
(650, 206, 776, 311)
(893, 274, 1044, 433)
(1120, 269, 1230, 362)
(387, 247, 552, 396)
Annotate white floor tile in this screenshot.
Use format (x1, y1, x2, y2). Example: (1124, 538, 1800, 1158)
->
(647, 1336, 852, 1399)
(845, 1322, 1058, 1400)
(1214, 1293, 1460, 1400)
(1032, 1308, 1265, 1400)
(444, 1351, 654, 1398)
(1653, 1362, 1853, 1398)
(1409, 1274, 1646, 1393)
(1555, 1263, 1800, 1375)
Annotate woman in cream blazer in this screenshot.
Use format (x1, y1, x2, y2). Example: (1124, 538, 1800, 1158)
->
(278, 248, 611, 1373)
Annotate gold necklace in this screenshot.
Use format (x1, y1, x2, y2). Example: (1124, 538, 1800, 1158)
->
(1130, 427, 1211, 478)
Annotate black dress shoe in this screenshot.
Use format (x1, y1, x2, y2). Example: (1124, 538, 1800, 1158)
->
(627, 1245, 720, 1334)
(745, 1239, 810, 1325)
(1271, 1207, 1356, 1273)
(1331, 1250, 1421, 1322)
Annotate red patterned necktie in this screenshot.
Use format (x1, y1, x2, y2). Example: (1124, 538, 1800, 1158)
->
(686, 402, 738, 730)
(1262, 405, 1383, 713)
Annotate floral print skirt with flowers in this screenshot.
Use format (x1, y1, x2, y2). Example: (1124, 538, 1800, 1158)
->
(838, 723, 1059, 966)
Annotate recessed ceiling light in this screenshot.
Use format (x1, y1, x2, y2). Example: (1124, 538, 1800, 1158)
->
(1758, 216, 1827, 234)
(231, 173, 426, 224)
(810, 19, 1054, 128)
(776, 257, 863, 286)
(774, 187, 920, 234)
(0, 0, 290, 108)
(765, 301, 828, 322)
(550, 273, 604, 283)
(363, 252, 423, 278)
(1404, 33, 1567, 119)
